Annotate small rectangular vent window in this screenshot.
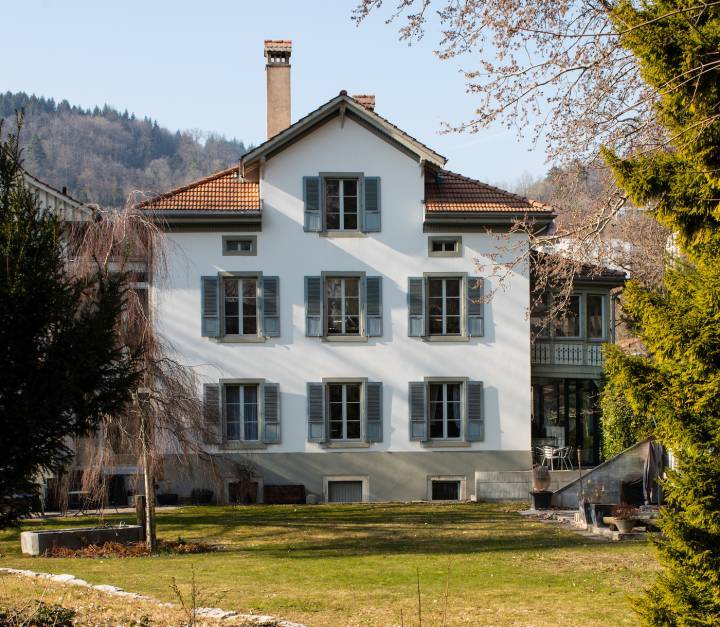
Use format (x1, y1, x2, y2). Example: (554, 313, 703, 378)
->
(428, 236, 462, 257)
(431, 480, 460, 501)
(223, 236, 257, 256)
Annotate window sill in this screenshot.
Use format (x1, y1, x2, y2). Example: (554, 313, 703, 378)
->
(220, 441, 267, 450)
(420, 440, 472, 448)
(214, 336, 267, 344)
(319, 231, 368, 238)
(423, 335, 470, 343)
(322, 441, 372, 449)
(323, 335, 368, 343)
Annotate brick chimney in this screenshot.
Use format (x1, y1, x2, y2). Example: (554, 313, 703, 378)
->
(352, 94, 375, 112)
(264, 40, 292, 139)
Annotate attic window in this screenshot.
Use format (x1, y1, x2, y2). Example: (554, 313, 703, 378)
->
(223, 236, 257, 256)
(428, 236, 462, 257)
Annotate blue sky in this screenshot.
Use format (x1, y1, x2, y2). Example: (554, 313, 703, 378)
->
(4, 0, 549, 186)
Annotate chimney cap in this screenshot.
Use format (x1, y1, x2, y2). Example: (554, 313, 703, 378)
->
(352, 94, 375, 112)
(264, 39, 292, 53)
(339, 89, 348, 96)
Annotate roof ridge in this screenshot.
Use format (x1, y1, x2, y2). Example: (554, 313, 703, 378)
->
(437, 169, 551, 211)
(134, 164, 243, 209)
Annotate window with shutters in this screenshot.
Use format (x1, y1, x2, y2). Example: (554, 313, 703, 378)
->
(326, 277, 360, 336)
(205, 379, 281, 447)
(201, 273, 280, 341)
(407, 274, 484, 340)
(408, 378, 484, 444)
(306, 379, 383, 445)
(305, 273, 382, 340)
(303, 174, 381, 234)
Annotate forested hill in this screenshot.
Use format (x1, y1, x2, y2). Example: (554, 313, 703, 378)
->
(0, 92, 249, 207)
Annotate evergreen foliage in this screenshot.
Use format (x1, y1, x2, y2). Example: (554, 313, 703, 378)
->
(602, 1, 720, 623)
(0, 92, 248, 207)
(0, 120, 140, 527)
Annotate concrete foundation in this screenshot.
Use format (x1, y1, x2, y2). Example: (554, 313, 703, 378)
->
(20, 525, 143, 556)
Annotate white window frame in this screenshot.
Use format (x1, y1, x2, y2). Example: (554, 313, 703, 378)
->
(325, 177, 359, 231)
(224, 382, 260, 442)
(222, 235, 257, 257)
(428, 236, 462, 258)
(326, 381, 363, 442)
(325, 276, 361, 337)
(427, 381, 464, 441)
(427, 276, 463, 337)
(222, 274, 260, 338)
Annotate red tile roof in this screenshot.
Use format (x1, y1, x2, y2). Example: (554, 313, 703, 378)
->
(425, 170, 551, 213)
(135, 166, 260, 212)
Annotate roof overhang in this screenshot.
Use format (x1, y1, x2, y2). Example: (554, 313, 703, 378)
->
(423, 210, 556, 233)
(146, 210, 262, 232)
(241, 94, 447, 169)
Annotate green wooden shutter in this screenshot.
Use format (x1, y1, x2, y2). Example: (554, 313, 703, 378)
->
(407, 277, 425, 337)
(262, 382, 280, 444)
(465, 276, 484, 337)
(364, 276, 383, 337)
(305, 276, 323, 336)
(365, 382, 383, 442)
(409, 381, 427, 441)
(202, 383, 221, 444)
(201, 276, 220, 337)
(363, 177, 381, 232)
(466, 381, 484, 441)
(262, 276, 280, 337)
(303, 176, 322, 232)
(307, 382, 326, 442)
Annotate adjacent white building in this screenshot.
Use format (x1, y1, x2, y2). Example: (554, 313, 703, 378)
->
(138, 41, 619, 504)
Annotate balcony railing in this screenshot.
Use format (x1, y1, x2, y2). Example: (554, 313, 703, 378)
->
(531, 341, 604, 368)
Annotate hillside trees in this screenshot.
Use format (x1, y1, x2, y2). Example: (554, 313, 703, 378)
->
(0, 120, 139, 527)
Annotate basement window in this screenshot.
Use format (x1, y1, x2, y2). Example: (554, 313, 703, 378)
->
(428, 236, 462, 257)
(223, 236, 257, 256)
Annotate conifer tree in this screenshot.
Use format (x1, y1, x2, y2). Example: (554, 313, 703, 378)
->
(0, 119, 139, 527)
(601, 2, 720, 622)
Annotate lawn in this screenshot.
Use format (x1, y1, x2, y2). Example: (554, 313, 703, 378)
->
(0, 503, 658, 626)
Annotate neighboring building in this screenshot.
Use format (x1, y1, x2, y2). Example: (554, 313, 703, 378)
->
(23, 170, 91, 223)
(137, 41, 619, 504)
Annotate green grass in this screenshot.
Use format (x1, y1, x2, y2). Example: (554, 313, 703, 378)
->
(0, 503, 658, 626)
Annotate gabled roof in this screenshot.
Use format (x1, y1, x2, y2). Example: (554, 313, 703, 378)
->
(241, 92, 447, 169)
(425, 170, 551, 214)
(134, 166, 260, 212)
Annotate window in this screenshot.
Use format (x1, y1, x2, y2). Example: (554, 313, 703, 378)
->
(428, 277, 462, 335)
(223, 277, 257, 336)
(303, 176, 381, 233)
(307, 380, 383, 444)
(326, 277, 361, 336)
(586, 294, 605, 339)
(223, 236, 257, 256)
(325, 178, 358, 230)
(408, 275, 484, 339)
(225, 384, 259, 441)
(409, 379, 484, 443)
(428, 382, 462, 439)
(200, 274, 280, 341)
(428, 236, 462, 257)
(328, 382, 362, 440)
(555, 294, 581, 338)
(305, 274, 382, 339)
(431, 480, 460, 501)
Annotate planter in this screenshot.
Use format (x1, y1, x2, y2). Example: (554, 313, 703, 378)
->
(589, 503, 614, 528)
(530, 490, 553, 510)
(613, 518, 637, 533)
(532, 466, 551, 492)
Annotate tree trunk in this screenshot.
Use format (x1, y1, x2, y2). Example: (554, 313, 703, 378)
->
(140, 414, 156, 552)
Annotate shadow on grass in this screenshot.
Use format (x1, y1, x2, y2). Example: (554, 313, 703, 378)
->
(2, 503, 604, 561)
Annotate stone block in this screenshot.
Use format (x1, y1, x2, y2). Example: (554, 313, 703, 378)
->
(20, 525, 143, 556)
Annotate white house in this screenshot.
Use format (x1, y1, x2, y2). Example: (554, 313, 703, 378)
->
(137, 41, 620, 504)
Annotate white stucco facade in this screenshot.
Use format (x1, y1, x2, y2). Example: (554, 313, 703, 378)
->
(153, 115, 534, 502)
